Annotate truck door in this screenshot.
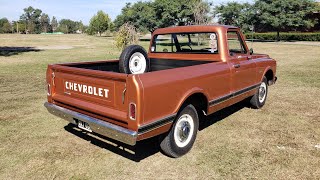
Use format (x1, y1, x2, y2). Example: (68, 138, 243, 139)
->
(227, 30, 256, 93)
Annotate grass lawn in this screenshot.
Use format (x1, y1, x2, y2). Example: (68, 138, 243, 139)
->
(0, 34, 319, 179)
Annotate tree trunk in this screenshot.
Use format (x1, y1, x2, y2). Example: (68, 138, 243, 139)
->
(277, 31, 280, 42)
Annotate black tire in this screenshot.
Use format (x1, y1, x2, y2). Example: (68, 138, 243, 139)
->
(119, 45, 150, 74)
(160, 104, 199, 158)
(250, 77, 268, 109)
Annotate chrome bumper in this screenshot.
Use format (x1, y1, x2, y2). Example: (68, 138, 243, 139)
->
(44, 102, 137, 145)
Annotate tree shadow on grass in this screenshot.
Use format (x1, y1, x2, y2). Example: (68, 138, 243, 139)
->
(64, 100, 250, 162)
(0, 46, 42, 57)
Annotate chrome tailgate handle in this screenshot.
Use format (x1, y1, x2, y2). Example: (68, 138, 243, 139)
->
(52, 72, 56, 86)
(122, 84, 126, 104)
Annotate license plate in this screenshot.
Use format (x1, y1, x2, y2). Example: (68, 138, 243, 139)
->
(78, 120, 92, 132)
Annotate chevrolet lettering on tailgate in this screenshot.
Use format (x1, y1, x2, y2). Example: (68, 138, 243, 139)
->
(65, 81, 109, 98)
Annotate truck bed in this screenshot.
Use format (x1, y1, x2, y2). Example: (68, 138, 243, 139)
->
(66, 59, 212, 72)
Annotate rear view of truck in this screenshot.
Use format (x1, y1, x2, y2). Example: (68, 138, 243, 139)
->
(45, 60, 141, 145)
(44, 25, 276, 158)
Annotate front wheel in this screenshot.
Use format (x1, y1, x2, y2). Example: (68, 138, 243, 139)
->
(250, 77, 268, 109)
(160, 104, 199, 158)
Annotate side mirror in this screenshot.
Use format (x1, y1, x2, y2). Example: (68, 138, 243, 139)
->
(250, 48, 254, 55)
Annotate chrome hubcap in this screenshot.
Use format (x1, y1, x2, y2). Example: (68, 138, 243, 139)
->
(259, 87, 265, 99)
(179, 121, 191, 141)
(129, 52, 147, 74)
(258, 82, 267, 103)
(174, 114, 194, 147)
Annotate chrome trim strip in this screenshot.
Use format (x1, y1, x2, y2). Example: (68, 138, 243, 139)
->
(138, 114, 176, 134)
(208, 94, 232, 106)
(233, 84, 260, 97)
(209, 83, 260, 106)
(44, 102, 137, 145)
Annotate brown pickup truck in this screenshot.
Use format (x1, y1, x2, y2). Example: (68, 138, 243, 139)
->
(44, 25, 277, 157)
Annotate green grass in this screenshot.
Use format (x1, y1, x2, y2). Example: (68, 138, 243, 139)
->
(0, 34, 319, 179)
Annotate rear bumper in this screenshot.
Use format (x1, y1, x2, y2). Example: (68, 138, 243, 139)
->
(44, 102, 137, 145)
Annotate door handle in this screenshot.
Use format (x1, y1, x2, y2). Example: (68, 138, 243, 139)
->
(233, 64, 241, 68)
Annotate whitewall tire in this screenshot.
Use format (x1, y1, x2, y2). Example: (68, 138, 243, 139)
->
(250, 77, 268, 109)
(160, 104, 199, 158)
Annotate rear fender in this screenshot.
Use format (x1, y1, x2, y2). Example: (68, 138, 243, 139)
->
(174, 87, 210, 114)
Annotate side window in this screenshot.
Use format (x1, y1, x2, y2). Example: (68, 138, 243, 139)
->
(151, 34, 176, 53)
(227, 31, 246, 55)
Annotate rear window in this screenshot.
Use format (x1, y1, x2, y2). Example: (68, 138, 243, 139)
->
(151, 32, 218, 54)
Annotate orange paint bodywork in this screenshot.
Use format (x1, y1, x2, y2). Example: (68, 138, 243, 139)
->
(46, 25, 277, 142)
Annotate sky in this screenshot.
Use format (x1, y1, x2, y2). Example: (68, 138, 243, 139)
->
(0, 0, 253, 25)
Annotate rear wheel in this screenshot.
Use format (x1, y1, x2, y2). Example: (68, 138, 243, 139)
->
(250, 77, 268, 109)
(160, 104, 199, 158)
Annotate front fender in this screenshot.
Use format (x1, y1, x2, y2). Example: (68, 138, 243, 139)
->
(261, 66, 273, 82)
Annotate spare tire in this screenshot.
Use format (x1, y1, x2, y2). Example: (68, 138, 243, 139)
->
(119, 45, 150, 74)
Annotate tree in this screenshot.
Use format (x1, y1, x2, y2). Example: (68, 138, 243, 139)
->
(40, 13, 50, 33)
(20, 6, 42, 33)
(153, 0, 196, 27)
(88, 10, 111, 36)
(57, 19, 78, 33)
(75, 21, 85, 33)
(12, 21, 26, 33)
(214, 2, 253, 31)
(51, 16, 58, 32)
(109, 22, 116, 32)
(254, 0, 319, 40)
(0, 18, 12, 33)
(193, 0, 212, 25)
(114, 2, 157, 32)
(114, 0, 205, 33)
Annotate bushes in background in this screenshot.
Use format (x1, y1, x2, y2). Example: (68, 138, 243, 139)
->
(115, 23, 138, 50)
(245, 32, 320, 41)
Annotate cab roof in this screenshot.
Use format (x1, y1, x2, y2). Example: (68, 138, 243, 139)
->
(153, 25, 238, 35)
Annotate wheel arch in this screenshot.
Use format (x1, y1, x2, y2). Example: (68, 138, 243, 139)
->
(263, 68, 274, 85)
(174, 89, 209, 117)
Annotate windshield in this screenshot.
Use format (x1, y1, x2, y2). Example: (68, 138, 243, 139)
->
(151, 32, 218, 54)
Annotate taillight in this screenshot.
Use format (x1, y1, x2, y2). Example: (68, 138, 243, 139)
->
(129, 103, 136, 120)
(47, 83, 51, 96)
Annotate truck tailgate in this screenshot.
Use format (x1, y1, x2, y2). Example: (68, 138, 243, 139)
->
(49, 65, 128, 124)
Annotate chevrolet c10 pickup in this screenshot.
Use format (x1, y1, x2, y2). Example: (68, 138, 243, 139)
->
(44, 25, 277, 157)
